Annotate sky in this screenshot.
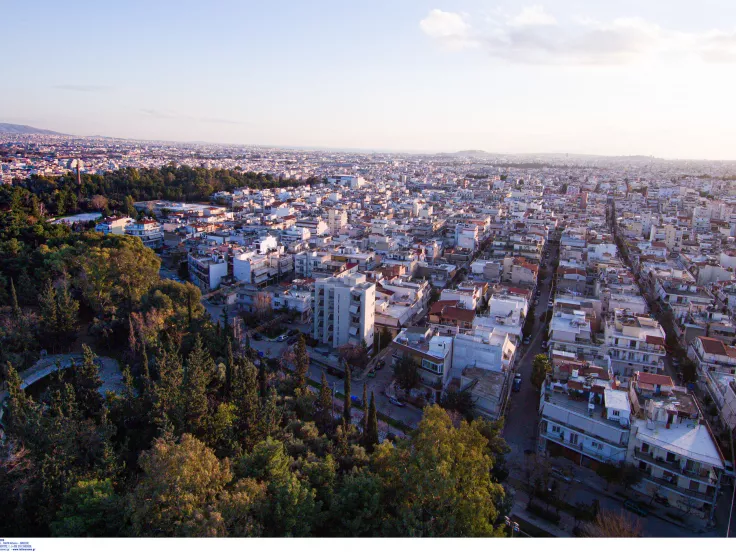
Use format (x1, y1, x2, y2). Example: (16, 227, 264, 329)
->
(2, 0, 736, 159)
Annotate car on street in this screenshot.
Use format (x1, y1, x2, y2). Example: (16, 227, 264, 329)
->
(542, 341, 549, 349)
(523, 336, 531, 345)
(512, 373, 522, 392)
(389, 397, 406, 407)
(376, 359, 386, 370)
(276, 334, 289, 342)
(623, 500, 649, 518)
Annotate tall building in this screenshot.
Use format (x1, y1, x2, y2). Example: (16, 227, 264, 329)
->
(327, 208, 348, 235)
(312, 273, 375, 349)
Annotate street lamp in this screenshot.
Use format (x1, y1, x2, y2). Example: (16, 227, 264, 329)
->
(504, 516, 519, 537)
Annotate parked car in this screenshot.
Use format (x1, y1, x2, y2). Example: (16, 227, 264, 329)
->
(623, 500, 649, 518)
(512, 376, 522, 392)
(276, 334, 289, 342)
(367, 369, 377, 378)
(376, 359, 386, 370)
(542, 341, 549, 349)
(389, 397, 406, 407)
(523, 336, 531, 345)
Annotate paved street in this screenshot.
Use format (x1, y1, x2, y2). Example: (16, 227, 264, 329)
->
(503, 239, 559, 465)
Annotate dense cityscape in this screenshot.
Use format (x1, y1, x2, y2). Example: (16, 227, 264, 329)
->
(1, 128, 736, 538)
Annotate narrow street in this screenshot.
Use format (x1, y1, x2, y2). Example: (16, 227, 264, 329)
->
(503, 237, 559, 466)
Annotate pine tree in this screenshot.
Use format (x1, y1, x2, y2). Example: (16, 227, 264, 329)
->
(153, 349, 184, 432)
(316, 370, 334, 432)
(365, 391, 379, 452)
(258, 386, 282, 440)
(258, 359, 268, 399)
(362, 383, 368, 435)
(10, 278, 21, 319)
(225, 338, 234, 398)
(38, 281, 59, 350)
(293, 335, 309, 391)
(55, 283, 78, 349)
(343, 365, 352, 428)
(4, 362, 36, 433)
(232, 358, 259, 449)
(181, 336, 213, 436)
(73, 345, 104, 417)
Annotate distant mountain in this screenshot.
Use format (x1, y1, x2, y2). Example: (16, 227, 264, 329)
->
(0, 123, 66, 135)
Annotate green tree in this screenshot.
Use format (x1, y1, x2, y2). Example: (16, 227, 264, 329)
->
(231, 357, 260, 450)
(329, 470, 384, 536)
(181, 336, 213, 436)
(293, 335, 309, 392)
(124, 195, 137, 217)
(51, 478, 123, 537)
(394, 356, 420, 390)
(342, 365, 352, 427)
(315, 371, 334, 433)
(361, 383, 368, 434)
(128, 434, 232, 537)
(373, 405, 506, 537)
(72, 345, 104, 418)
(364, 392, 379, 453)
(531, 354, 552, 391)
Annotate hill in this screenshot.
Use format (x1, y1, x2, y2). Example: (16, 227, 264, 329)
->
(0, 122, 65, 135)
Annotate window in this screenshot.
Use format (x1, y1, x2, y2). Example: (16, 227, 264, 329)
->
(666, 452, 676, 463)
(641, 443, 649, 453)
(612, 410, 621, 417)
(591, 442, 603, 450)
(551, 425, 561, 433)
(689, 480, 700, 491)
(421, 359, 443, 374)
(569, 434, 579, 445)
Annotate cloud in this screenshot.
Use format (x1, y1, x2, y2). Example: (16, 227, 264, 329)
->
(420, 6, 736, 64)
(53, 84, 111, 92)
(508, 5, 556, 27)
(419, 9, 478, 50)
(140, 109, 245, 125)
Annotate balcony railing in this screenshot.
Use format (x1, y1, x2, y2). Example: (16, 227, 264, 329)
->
(634, 449, 718, 486)
(639, 469, 717, 503)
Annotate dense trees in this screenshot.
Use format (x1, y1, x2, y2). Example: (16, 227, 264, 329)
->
(8, 165, 304, 219)
(394, 356, 421, 390)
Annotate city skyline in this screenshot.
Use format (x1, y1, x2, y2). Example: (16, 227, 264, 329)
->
(2, 0, 736, 159)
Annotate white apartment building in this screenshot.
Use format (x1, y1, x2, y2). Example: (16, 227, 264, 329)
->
(125, 219, 163, 249)
(327, 208, 348, 235)
(188, 252, 228, 291)
(312, 273, 376, 349)
(95, 216, 134, 235)
(604, 310, 667, 377)
(539, 366, 631, 468)
(627, 372, 725, 522)
(547, 309, 601, 361)
(455, 223, 479, 251)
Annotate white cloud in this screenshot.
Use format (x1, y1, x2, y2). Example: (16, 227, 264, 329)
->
(508, 5, 556, 27)
(419, 9, 478, 50)
(420, 6, 736, 64)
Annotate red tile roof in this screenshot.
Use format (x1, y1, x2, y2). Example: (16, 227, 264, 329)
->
(699, 336, 728, 356)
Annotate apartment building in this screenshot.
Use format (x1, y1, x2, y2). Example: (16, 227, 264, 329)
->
(627, 372, 725, 522)
(312, 273, 376, 349)
(538, 364, 631, 468)
(391, 326, 454, 390)
(188, 252, 228, 291)
(95, 216, 134, 235)
(603, 309, 667, 377)
(125, 219, 164, 249)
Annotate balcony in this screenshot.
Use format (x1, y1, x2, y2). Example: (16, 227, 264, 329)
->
(638, 468, 717, 503)
(634, 449, 718, 486)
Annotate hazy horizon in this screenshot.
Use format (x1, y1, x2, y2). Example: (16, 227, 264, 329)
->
(2, 0, 736, 160)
